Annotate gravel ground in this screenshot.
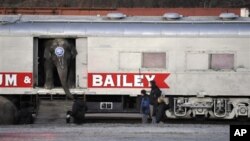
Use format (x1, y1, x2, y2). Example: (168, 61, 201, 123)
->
(0, 123, 229, 141)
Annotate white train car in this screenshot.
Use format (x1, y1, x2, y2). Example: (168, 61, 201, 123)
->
(0, 13, 250, 120)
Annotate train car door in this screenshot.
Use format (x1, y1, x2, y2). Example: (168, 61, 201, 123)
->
(75, 38, 88, 89)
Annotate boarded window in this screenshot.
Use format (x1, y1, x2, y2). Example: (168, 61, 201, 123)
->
(186, 53, 209, 70)
(210, 54, 234, 70)
(142, 52, 166, 68)
(119, 52, 141, 70)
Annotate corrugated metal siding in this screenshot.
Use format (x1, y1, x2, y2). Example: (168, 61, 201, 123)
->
(1, 22, 250, 37)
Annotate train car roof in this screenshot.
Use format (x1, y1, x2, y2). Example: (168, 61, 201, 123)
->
(0, 15, 250, 37)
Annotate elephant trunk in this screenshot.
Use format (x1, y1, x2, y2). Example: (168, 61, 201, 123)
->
(57, 56, 64, 70)
(57, 67, 73, 99)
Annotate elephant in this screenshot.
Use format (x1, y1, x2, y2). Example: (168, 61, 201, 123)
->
(44, 39, 77, 99)
(0, 96, 18, 124)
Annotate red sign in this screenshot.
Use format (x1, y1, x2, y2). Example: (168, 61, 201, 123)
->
(0, 72, 32, 87)
(88, 73, 170, 88)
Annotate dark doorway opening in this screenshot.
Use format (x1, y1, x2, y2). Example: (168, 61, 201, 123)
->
(35, 38, 76, 88)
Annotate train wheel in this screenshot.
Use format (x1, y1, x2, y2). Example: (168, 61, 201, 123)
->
(0, 96, 18, 125)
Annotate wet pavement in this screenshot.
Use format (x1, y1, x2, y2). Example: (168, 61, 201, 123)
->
(0, 123, 229, 141)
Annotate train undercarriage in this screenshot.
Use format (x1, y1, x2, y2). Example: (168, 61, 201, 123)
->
(1, 92, 250, 125)
(165, 96, 250, 120)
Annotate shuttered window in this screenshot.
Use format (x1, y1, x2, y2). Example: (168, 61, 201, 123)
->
(119, 52, 141, 70)
(142, 52, 166, 68)
(210, 54, 234, 70)
(186, 53, 209, 70)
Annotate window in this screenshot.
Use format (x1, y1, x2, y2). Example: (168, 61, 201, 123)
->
(186, 53, 209, 70)
(142, 52, 166, 68)
(186, 52, 235, 71)
(119, 52, 141, 70)
(210, 54, 234, 70)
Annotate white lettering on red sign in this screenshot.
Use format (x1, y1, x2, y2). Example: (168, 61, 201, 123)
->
(145, 75, 155, 87)
(92, 75, 102, 86)
(0, 73, 32, 87)
(0, 74, 17, 86)
(92, 74, 154, 87)
(88, 73, 169, 88)
(134, 75, 143, 87)
(104, 75, 114, 87)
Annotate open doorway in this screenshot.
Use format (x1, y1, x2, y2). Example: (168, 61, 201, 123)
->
(34, 38, 76, 88)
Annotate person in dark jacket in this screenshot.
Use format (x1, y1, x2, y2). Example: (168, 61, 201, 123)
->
(149, 80, 162, 124)
(156, 96, 168, 123)
(18, 102, 34, 124)
(140, 89, 150, 123)
(71, 95, 88, 124)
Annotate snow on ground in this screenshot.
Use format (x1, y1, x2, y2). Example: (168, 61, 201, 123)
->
(0, 123, 229, 141)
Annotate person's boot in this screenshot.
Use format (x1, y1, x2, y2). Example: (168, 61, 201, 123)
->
(151, 116, 156, 124)
(142, 115, 148, 124)
(66, 111, 71, 123)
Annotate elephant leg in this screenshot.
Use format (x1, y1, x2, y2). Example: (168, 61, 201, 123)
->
(57, 67, 73, 99)
(0, 96, 18, 125)
(44, 60, 54, 89)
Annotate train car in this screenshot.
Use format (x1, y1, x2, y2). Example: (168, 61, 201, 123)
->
(0, 12, 250, 123)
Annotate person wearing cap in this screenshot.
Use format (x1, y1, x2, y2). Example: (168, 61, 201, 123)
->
(149, 80, 162, 124)
(140, 89, 150, 123)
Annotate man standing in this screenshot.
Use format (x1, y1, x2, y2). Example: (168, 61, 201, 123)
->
(71, 95, 88, 124)
(149, 80, 162, 124)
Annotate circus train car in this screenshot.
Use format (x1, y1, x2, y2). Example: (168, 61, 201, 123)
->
(0, 12, 250, 122)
